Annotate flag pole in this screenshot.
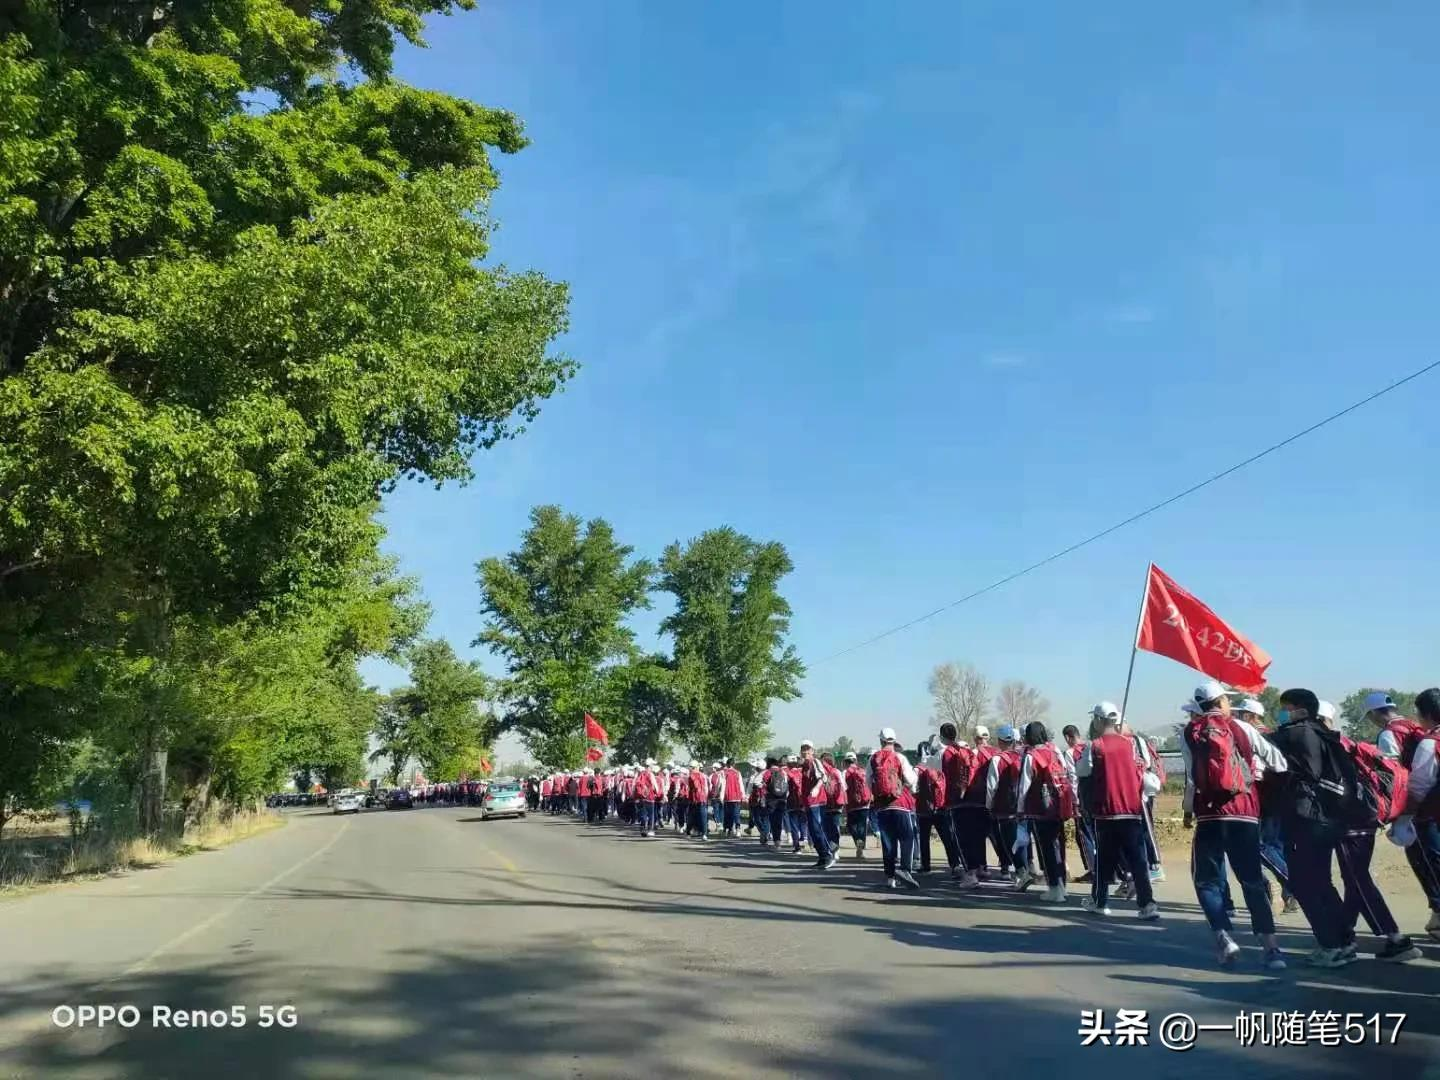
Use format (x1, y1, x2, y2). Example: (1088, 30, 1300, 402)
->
(1119, 563, 1152, 723)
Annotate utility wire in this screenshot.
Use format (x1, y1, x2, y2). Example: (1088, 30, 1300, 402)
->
(813, 357, 1440, 665)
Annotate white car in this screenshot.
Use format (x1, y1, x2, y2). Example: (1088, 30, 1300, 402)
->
(332, 791, 362, 814)
(481, 781, 526, 820)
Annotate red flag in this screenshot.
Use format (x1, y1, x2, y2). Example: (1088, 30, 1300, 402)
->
(1136, 564, 1271, 693)
(585, 746, 603, 763)
(584, 713, 608, 743)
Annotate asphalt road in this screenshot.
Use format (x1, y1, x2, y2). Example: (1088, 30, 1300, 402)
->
(1, 807, 1437, 1079)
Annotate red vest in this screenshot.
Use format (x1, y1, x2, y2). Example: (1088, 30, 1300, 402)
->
(1089, 733, 1144, 819)
(689, 770, 709, 802)
(1069, 741, 1086, 764)
(989, 750, 1022, 819)
(802, 759, 829, 808)
(786, 767, 804, 810)
(962, 745, 1000, 806)
(844, 764, 872, 809)
(722, 768, 744, 802)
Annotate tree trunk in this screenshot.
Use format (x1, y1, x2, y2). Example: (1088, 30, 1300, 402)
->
(181, 770, 211, 834)
(139, 747, 167, 835)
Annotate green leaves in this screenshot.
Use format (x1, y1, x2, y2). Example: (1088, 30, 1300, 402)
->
(475, 513, 806, 768)
(659, 528, 805, 761)
(477, 506, 655, 765)
(0, 1, 570, 823)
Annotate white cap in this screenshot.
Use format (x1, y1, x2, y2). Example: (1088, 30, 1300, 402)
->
(645, 758, 656, 767)
(974, 725, 990, 738)
(799, 739, 814, 750)
(1193, 679, 1227, 706)
(1090, 702, 1121, 722)
(650, 763, 659, 772)
(879, 727, 897, 743)
(1180, 701, 1200, 715)
(1363, 691, 1397, 713)
(1235, 697, 1265, 717)
(843, 750, 857, 761)
(1318, 700, 1336, 722)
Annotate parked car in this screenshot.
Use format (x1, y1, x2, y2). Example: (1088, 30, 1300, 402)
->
(481, 780, 526, 820)
(386, 788, 414, 810)
(332, 790, 362, 814)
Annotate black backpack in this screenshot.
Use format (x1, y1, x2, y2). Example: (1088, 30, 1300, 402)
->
(767, 768, 790, 802)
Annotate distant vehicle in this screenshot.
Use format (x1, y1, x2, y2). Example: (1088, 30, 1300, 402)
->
(332, 791, 362, 815)
(481, 780, 525, 820)
(386, 789, 414, 810)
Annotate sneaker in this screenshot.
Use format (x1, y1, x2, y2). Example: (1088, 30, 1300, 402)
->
(1073, 870, 1093, 883)
(1216, 934, 1241, 966)
(1137, 902, 1160, 921)
(957, 871, 981, 890)
(825, 853, 839, 870)
(895, 869, 921, 890)
(1014, 870, 1036, 892)
(1262, 947, 1287, 971)
(1306, 947, 1355, 969)
(886, 877, 898, 889)
(1426, 912, 1440, 942)
(1042, 884, 1067, 904)
(1338, 942, 1358, 962)
(1281, 897, 1301, 915)
(1149, 866, 1166, 882)
(1081, 897, 1113, 916)
(1378, 936, 1421, 963)
(854, 848, 865, 860)
(1115, 881, 1134, 901)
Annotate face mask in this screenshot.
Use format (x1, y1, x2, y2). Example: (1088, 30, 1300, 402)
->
(1276, 708, 1292, 726)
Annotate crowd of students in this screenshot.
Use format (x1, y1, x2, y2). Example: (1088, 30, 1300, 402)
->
(529, 681, 1440, 973)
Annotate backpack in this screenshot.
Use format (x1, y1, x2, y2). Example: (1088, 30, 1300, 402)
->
(1384, 718, 1426, 767)
(825, 767, 844, 807)
(942, 744, 974, 802)
(1028, 747, 1075, 820)
(872, 749, 902, 802)
(1184, 714, 1252, 797)
(767, 767, 790, 802)
(1311, 730, 1371, 826)
(918, 768, 946, 813)
(1342, 738, 1409, 825)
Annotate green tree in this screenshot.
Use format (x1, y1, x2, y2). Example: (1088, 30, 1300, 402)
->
(822, 735, 855, 762)
(606, 655, 677, 765)
(476, 506, 654, 767)
(767, 746, 794, 761)
(659, 527, 805, 761)
(374, 639, 489, 782)
(0, 2, 570, 829)
(1339, 689, 1418, 741)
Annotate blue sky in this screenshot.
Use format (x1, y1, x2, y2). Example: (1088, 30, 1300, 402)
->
(365, 1, 1440, 758)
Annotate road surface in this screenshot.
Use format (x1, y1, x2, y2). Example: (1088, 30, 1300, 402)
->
(1, 807, 1436, 1078)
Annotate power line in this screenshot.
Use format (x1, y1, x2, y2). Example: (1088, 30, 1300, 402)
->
(813, 357, 1440, 665)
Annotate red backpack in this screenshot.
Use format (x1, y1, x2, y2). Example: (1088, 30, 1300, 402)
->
(872, 749, 902, 802)
(918, 767, 946, 814)
(1384, 718, 1427, 767)
(941, 744, 975, 804)
(1343, 737, 1410, 825)
(1027, 747, 1075, 820)
(824, 766, 844, 808)
(1184, 713, 1252, 797)
(845, 766, 873, 808)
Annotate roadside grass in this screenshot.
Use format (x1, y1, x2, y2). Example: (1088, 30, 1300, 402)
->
(0, 810, 283, 896)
